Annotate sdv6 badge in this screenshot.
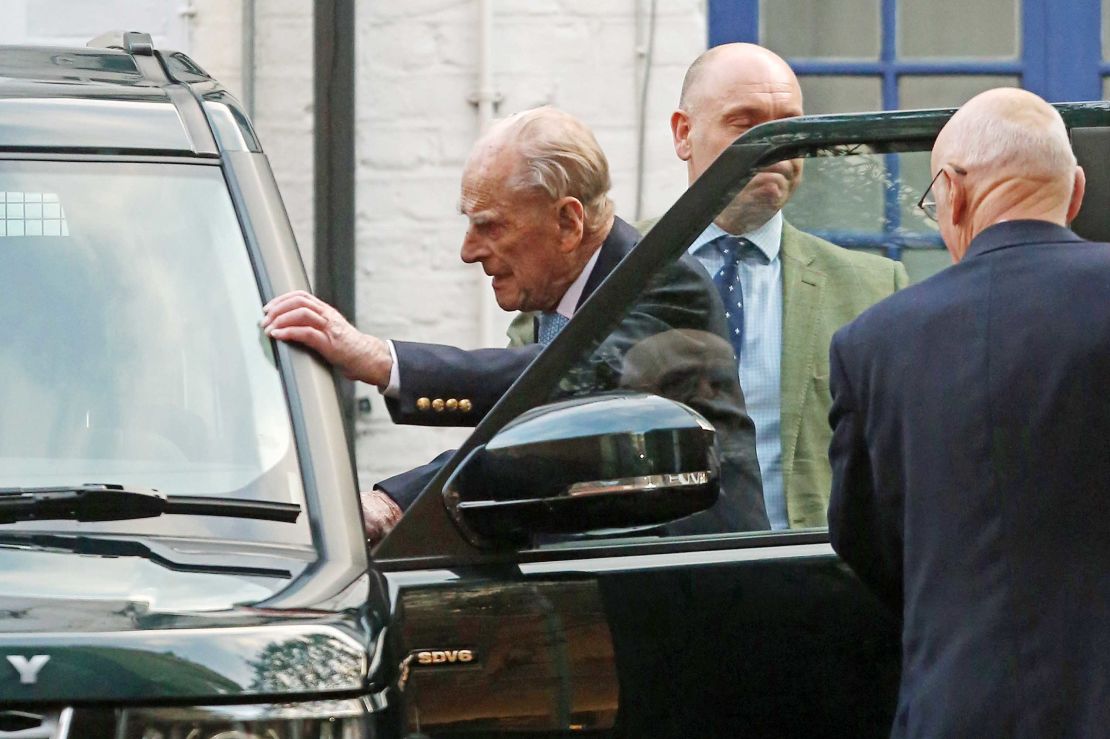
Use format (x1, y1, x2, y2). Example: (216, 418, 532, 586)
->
(414, 649, 476, 666)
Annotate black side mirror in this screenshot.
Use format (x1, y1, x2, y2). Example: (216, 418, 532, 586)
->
(443, 393, 720, 547)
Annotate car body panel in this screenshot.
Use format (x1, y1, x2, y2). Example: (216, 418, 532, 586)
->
(382, 543, 899, 737)
(391, 578, 618, 733)
(0, 621, 367, 703)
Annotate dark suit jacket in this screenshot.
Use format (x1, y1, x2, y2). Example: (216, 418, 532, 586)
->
(385, 218, 715, 425)
(379, 217, 768, 533)
(827, 221, 1110, 738)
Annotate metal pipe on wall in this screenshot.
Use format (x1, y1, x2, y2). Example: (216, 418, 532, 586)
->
(178, 1, 197, 53)
(241, 0, 255, 117)
(634, 0, 658, 221)
(476, 0, 497, 131)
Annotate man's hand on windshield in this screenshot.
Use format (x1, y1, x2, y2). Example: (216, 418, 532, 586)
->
(263, 290, 392, 387)
(360, 489, 403, 545)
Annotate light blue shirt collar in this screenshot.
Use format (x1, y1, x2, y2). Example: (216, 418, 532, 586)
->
(690, 210, 783, 262)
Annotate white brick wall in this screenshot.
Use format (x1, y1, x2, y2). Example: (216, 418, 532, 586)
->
(5, 0, 708, 489)
(191, 0, 315, 277)
(0, 0, 191, 47)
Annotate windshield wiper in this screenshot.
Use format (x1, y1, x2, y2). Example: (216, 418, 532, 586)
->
(0, 532, 295, 578)
(0, 484, 301, 524)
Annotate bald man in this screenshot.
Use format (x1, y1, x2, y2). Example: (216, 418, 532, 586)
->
(827, 88, 1109, 737)
(672, 44, 908, 530)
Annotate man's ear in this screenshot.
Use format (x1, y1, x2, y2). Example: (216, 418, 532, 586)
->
(1066, 165, 1086, 224)
(671, 110, 692, 161)
(556, 196, 585, 250)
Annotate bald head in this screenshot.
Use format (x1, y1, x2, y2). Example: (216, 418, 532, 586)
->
(672, 43, 805, 232)
(930, 88, 1085, 260)
(679, 43, 802, 114)
(935, 88, 1075, 187)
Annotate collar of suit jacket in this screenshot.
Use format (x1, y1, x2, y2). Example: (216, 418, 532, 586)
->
(553, 245, 603, 319)
(965, 219, 1084, 260)
(575, 216, 640, 312)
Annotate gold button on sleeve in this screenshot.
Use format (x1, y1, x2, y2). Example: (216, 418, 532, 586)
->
(416, 397, 431, 411)
(432, 398, 446, 412)
(445, 398, 458, 411)
(459, 399, 473, 413)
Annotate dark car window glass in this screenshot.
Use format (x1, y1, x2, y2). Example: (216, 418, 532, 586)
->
(0, 160, 309, 546)
(526, 144, 940, 544)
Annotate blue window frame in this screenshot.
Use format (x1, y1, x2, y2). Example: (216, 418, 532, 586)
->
(709, 0, 1103, 104)
(707, 0, 1104, 262)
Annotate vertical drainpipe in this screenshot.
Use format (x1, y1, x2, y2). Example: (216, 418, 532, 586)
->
(475, 0, 497, 128)
(314, 0, 357, 454)
(178, 1, 197, 52)
(241, 0, 255, 117)
(474, 0, 500, 347)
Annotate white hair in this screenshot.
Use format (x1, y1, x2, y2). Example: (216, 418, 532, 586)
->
(485, 107, 615, 236)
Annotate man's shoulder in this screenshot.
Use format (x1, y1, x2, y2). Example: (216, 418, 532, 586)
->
(633, 215, 660, 236)
(782, 221, 909, 300)
(783, 222, 900, 273)
(831, 267, 944, 360)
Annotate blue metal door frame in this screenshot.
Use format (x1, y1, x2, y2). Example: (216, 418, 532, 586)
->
(708, 0, 1104, 106)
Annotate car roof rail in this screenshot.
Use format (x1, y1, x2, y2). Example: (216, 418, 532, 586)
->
(86, 30, 154, 56)
(82, 29, 221, 156)
(87, 29, 169, 86)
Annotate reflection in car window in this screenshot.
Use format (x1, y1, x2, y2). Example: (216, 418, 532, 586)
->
(538, 145, 942, 542)
(0, 161, 309, 545)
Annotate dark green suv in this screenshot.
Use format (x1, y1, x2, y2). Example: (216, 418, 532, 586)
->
(0, 33, 372, 736)
(2, 32, 1109, 738)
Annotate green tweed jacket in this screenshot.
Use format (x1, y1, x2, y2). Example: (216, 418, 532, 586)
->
(778, 222, 908, 527)
(505, 219, 909, 528)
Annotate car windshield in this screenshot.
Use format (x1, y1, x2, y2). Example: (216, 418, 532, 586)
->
(0, 160, 309, 545)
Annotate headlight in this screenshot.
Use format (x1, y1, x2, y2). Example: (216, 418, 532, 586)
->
(117, 699, 372, 739)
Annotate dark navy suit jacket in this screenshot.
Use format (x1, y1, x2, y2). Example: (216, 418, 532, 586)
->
(377, 217, 769, 533)
(384, 218, 717, 427)
(828, 221, 1110, 738)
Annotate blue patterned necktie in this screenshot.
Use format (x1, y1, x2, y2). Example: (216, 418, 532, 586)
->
(711, 235, 748, 358)
(537, 311, 570, 346)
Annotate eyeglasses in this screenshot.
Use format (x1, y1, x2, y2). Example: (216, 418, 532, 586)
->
(917, 164, 967, 222)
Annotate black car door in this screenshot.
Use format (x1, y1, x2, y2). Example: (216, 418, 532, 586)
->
(366, 104, 1110, 739)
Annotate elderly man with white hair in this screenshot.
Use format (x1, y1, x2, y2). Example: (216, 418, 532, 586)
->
(827, 87, 1109, 738)
(264, 105, 768, 542)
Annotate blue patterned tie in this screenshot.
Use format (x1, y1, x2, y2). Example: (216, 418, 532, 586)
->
(711, 235, 747, 358)
(537, 311, 570, 346)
